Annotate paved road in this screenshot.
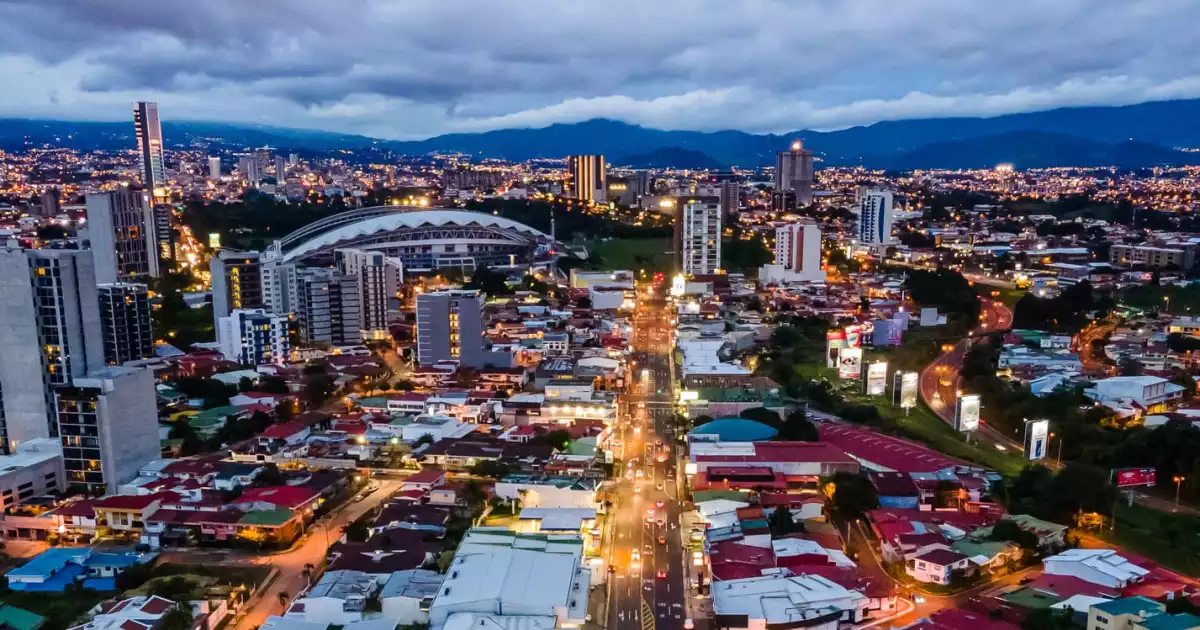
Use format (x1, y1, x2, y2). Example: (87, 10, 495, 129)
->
(608, 294, 688, 630)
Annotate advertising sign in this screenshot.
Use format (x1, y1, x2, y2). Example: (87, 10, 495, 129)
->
(865, 361, 888, 396)
(1113, 467, 1157, 488)
(844, 324, 863, 348)
(837, 347, 863, 380)
(1024, 419, 1049, 461)
(895, 371, 919, 409)
(826, 331, 847, 369)
(954, 394, 981, 432)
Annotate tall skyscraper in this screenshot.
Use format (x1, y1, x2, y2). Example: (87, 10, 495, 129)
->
(0, 248, 104, 451)
(288, 153, 299, 167)
(338, 248, 403, 341)
(275, 155, 287, 182)
(210, 249, 264, 322)
(55, 366, 160, 494)
(97, 283, 154, 365)
(858, 190, 895, 245)
(38, 188, 61, 217)
(152, 205, 176, 265)
(239, 156, 263, 187)
(775, 140, 814, 206)
(774, 222, 824, 281)
(417, 290, 507, 368)
(718, 178, 740, 221)
(565, 155, 606, 203)
(217, 309, 291, 366)
(133, 102, 166, 192)
(208, 156, 222, 180)
(85, 190, 160, 284)
(296, 268, 361, 347)
(680, 201, 722, 276)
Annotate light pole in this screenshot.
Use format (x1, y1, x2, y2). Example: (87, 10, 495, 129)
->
(1050, 432, 1063, 466)
(1174, 475, 1186, 512)
(1165, 296, 1171, 314)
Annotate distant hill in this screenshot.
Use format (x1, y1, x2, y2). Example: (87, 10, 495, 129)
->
(613, 146, 725, 170)
(8, 98, 1200, 169)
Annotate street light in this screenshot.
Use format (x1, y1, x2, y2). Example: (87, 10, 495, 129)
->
(1174, 475, 1186, 511)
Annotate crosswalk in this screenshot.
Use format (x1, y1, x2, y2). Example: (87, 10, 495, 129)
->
(641, 599, 656, 630)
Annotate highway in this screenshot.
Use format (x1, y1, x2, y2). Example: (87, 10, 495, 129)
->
(607, 289, 688, 630)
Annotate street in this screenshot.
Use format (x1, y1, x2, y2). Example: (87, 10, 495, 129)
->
(607, 290, 689, 630)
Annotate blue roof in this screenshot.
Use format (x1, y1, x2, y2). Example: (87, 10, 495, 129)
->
(1140, 613, 1200, 630)
(1093, 597, 1163, 617)
(84, 551, 148, 569)
(6, 548, 88, 580)
(689, 418, 778, 442)
(7, 564, 84, 592)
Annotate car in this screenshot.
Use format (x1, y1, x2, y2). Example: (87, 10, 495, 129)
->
(655, 439, 663, 447)
(634, 485, 642, 493)
(658, 536, 666, 545)
(656, 570, 668, 579)
(635, 469, 644, 478)
(645, 514, 655, 523)
(647, 507, 656, 516)
(656, 519, 665, 528)
(684, 620, 694, 630)
(655, 500, 664, 508)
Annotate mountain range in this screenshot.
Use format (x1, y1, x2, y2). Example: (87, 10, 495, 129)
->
(7, 98, 1200, 170)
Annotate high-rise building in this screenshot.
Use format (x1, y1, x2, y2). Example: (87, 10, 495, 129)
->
(38, 188, 60, 218)
(239, 156, 263, 188)
(133, 102, 166, 192)
(97, 283, 154, 365)
(858, 190, 895, 245)
(775, 140, 814, 206)
(208, 156, 222, 180)
(774, 222, 824, 281)
(152, 205, 175, 265)
(260, 259, 299, 318)
(680, 201, 722, 276)
(288, 153, 299, 167)
(217, 309, 291, 366)
(55, 366, 160, 494)
(210, 250, 264, 322)
(565, 155, 606, 203)
(275, 155, 287, 182)
(85, 189, 160, 284)
(338, 248, 403, 341)
(718, 178, 740, 220)
(417, 290, 508, 368)
(0, 248, 104, 451)
(297, 268, 361, 347)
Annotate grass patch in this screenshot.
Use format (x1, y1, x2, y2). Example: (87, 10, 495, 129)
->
(583, 238, 673, 273)
(981, 286, 1026, 308)
(1084, 502, 1200, 575)
(0, 590, 108, 630)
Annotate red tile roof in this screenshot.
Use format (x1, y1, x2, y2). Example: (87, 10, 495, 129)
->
(908, 609, 1020, 630)
(95, 493, 174, 511)
(261, 421, 308, 439)
(694, 441, 856, 465)
(819, 423, 969, 473)
(234, 485, 321, 510)
(914, 547, 968, 566)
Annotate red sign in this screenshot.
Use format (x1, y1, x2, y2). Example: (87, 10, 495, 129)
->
(1114, 467, 1157, 488)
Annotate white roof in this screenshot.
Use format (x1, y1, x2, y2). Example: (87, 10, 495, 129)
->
(434, 546, 582, 615)
(771, 539, 856, 569)
(517, 507, 597, 531)
(1045, 549, 1149, 583)
(1051, 595, 1111, 612)
(261, 617, 329, 630)
(441, 614, 555, 630)
(712, 572, 866, 624)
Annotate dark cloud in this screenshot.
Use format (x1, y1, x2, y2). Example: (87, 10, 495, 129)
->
(0, 0, 1196, 138)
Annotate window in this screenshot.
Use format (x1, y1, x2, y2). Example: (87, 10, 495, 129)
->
(1095, 616, 1109, 626)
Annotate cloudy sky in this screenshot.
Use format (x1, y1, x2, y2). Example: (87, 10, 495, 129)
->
(2, 0, 1199, 139)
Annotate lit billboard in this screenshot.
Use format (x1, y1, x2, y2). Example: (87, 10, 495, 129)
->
(865, 362, 888, 396)
(895, 371, 919, 409)
(1024, 419, 1049, 461)
(838, 347, 863, 380)
(826, 331, 847, 369)
(954, 394, 981, 432)
(1113, 467, 1157, 488)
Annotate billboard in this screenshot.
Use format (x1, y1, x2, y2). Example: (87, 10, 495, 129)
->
(1114, 467, 1157, 488)
(865, 362, 888, 396)
(844, 325, 863, 348)
(954, 394, 981, 432)
(826, 331, 847, 369)
(1024, 419, 1049, 461)
(838, 347, 863, 380)
(895, 371, 919, 409)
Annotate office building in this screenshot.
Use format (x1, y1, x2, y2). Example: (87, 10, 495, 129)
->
(208, 156, 221, 180)
(338, 248, 403, 341)
(239, 156, 263, 188)
(85, 190, 160, 283)
(0, 248, 104, 451)
(297, 268, 361, 347)
(417, 290, 508, 368)
(858, 190, 894, 245)
(775, 140, 814, 206)
(133, 102, 166, 192)
(1110, 243, 1198, 270)
(763, 222, 824, 283)
(275, 155, 287, 182)
(289, 153, 299, 166)
(0, 439, 64, 511)
(217, 309, 290, 366)
(55, 366, 160, 494)
(719, 178, 740, 220)
(681, 200, 722, 276)
(97, 283, 153, 365)
(38, 189, 60, 217)
(565, 155, 606, 203)
(260, 259, 299, 317)
(152, 205, 175, 264)
(210, 249, 264, 321)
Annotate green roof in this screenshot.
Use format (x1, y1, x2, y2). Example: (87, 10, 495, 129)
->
(1140, 613, 1200, 630)
(1002, 587, 1062, 609)
(0, 604, 45, 630)
(694, 388, 787, 406)
(566, 437, 597, 456)
(1094, 597, 1164, 617)
(193, 405, 247, 422)
(358, 397, 389, 408)
(238, 508, 296, 527)
(951, 538, 1015, 559)
(692, 489, 750, 504)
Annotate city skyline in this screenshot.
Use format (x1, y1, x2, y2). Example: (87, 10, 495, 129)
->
(0, 1, 1197, 140)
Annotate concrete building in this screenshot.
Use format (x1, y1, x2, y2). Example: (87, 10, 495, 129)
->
(1110, 243, 1197, 270)
(428, 529, 590, 630)
(1084, 376, 1185, 415)
(416, 290, 507, 368)
(711, 571, 869, 630)
(54, 366, 160, 494)
(132, 102, 165, 191)
(0, 438, 63, 511)
(85, 190, 160, 283)
(0, 248, 104, 452)
(208, 156, 221, 180)
(1044, 549, 1148, 589)
(275, 155, 287, 182)
(210, 249, 264, 321)
(681, 200, 722, 276)
(761, 222, 823, 283)
(97, 283, 153, 365)
(774, 140, 815, 206)
(565, 155, 606, 203)
(151, 205, 175, 265)
(218, 309, 291, 366)
(296, 268, 361, 347)
(337, 248, 402, 341)
(858, 190, 894, 245)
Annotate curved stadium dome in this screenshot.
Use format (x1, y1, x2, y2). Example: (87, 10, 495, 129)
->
(275, 207, 553, 270)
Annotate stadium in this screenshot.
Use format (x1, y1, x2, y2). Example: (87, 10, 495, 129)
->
(265, 206, 555, 271)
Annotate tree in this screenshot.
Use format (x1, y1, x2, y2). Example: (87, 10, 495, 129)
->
(255, 463, 285, 487)
(344, 517, 370, 543)
(989, 519, 1040, 550)
(277, 591, 291, 610)
(158, 605, 194, 630)
(257, 376, 291, 394)
(532, 429, 571, 451)
(464, 265, 512, 296)
(740, 407, 782, 429)
(303, 373, 336, 408)
(415, 434, 435, 447)
(1021, 608, 1075, 630)
(462, 480, 488, 516)
(778, 408, 819, 441)
(471, 460, 513, 479)
(393, 380, 415, 391)
(768, 505, 803, 536)
(829, 472, 878, 519)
